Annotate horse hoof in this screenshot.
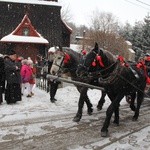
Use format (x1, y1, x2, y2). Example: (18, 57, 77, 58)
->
(132, 117, 138, 121)
(130, 105, 136, 111)
(73, 116, 81, 122)
(97, 105, 103, 111)
(101, 131, 109, 137)
(113, 120, 119, 126)
(87, 108, 93, 115)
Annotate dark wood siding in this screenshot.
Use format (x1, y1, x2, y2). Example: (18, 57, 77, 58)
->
(0, 1, 71, 54)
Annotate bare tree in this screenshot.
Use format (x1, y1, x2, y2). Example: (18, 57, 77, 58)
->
(90, 10, 119, 33)
(84, 10, 128, 58)
(59, 0, 73, 23)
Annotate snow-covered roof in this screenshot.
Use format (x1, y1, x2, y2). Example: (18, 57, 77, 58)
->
(70, 44, 82, 52)
(0, 34, 49, 44)
(0, 14, 49, 44)
(126, 40, 132, 46)
(75, 36, 84, 40)
(61, 20, 72, 33)
(128, 48, 135, 54)
(0, 0, 61, 6)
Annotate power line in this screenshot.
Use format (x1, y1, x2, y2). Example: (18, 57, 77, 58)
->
(124, 0, 150, 11)
(136, 0, 150, 7)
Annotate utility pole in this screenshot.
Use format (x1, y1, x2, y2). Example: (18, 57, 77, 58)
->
(82, 30, 86, 50)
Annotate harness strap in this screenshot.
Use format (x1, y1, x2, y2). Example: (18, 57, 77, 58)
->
(96, 55, 104, 67)
(136, 61, 150, 84)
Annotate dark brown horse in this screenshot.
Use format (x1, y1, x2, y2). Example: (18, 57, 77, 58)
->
(50, 47, 107, 120)
(76, 43, 146, 137)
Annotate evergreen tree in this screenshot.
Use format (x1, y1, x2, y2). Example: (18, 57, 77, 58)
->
(142, 13, 150, 54)
(131, 21, 144, 60)
(119, 22, 133, 42)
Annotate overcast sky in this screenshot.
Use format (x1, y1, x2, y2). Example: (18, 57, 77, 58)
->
(60, 0, 150, 26)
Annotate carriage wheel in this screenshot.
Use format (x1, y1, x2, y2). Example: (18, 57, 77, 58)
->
(126, 95, 131, 104)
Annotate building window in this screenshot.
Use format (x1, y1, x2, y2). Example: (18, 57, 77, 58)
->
(23, 27, 30, 36)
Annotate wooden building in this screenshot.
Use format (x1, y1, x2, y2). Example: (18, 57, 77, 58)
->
(1, 15, 49, 62)
(0, 0, 72, 57)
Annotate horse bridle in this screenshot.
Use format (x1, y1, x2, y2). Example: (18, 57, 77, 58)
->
(52, 52, 75, 74)
(51, 52, 65, 75)
(78, 50, 118, 79)
(78, 50, 105, 73)
(78, 50, 98, 72)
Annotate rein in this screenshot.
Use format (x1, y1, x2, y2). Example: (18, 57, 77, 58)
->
(90, 61, 118, 77)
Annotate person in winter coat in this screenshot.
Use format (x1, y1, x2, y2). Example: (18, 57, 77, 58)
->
(0, 54, 5, 104)
(47, 48, 60, 103)
(20, 59, 33, 97)
(4, 50, 22, 104)
(28, 59, 36, 96)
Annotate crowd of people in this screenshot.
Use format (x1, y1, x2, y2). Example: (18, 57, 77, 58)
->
(0, 49, 36, 105)
(0, 47, 60, 105)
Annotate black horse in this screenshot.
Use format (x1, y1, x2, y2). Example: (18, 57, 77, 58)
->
(76, 43, 146, 137)
(50, 47, 107, 119)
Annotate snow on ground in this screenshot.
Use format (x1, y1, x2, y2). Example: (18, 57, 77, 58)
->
(0, 85, 114, 123)
(0, 85, 149, 149)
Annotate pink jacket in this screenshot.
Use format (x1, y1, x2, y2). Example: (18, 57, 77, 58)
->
(20, 64, 32, 83)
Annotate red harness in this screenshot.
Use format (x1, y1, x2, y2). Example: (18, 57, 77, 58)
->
(63, 53, 71, 64)
(92, 55, 104, 67)
(136, 61, 150, 84)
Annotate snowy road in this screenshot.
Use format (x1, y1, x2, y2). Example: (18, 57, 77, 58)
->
(0, 95, 150, 150)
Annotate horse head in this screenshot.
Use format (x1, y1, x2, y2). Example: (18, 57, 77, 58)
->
(50, 46, 65, 75)
(76, 42, 117, 78)
(76, 42, 102, 77)
(50, 47, 80, 76)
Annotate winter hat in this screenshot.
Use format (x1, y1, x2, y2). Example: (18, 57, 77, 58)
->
(7, 50, 16, 55)
(27, 59, 34, 68)
(27, 59, 33, 65)
(21, 59, 28, 65)
(48, 47, 57, 53)
(28, 57, 31, 60)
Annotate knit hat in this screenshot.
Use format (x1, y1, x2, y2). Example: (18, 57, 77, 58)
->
(48, 46, 57, 53)
(7, 50, 16, 55)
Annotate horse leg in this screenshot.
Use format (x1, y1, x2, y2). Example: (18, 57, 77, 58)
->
(97, 91, 106, 111)
(113, 106, 120, 126)
(132, 91, 144, 121)
(129, 92, 136, 111)
(73, 87, 89, 122)
(85, 97, 93, 115)
(101, 94, 123, 137)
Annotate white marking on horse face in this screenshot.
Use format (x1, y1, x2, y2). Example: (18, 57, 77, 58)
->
(50, 53, 64, 75)
(49, 54, 55, 62)
(50, 64, 60, 75)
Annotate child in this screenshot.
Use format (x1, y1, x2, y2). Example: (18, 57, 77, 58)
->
(28, 59, 36, 96)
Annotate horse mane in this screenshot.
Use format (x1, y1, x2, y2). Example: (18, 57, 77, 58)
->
(100, 49, 117, 64)
(62, 47, 82, 62)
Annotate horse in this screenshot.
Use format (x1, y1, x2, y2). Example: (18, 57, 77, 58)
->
(50, 47, 107, 121)
(76, 43, 146, 137)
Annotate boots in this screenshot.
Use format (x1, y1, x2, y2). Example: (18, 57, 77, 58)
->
(50, 98, 57, 103)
